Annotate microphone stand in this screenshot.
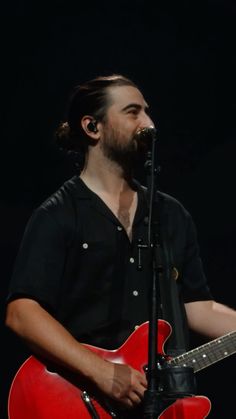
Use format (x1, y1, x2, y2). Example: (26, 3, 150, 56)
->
(142, 131, 165, 418)
(142, 129, 197, 419)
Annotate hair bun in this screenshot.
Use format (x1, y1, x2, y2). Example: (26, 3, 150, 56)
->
(55, 121, 77, 151)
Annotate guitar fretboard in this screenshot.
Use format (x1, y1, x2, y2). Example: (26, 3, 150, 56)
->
(170, 330, 236, 372)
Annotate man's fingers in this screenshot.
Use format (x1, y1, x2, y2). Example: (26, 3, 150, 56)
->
(130, 391, 143, 404)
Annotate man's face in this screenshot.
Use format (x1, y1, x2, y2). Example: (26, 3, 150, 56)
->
(99, 85, 154, 167)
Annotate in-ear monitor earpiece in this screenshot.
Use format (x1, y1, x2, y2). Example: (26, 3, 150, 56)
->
(87, 121, 98, 133)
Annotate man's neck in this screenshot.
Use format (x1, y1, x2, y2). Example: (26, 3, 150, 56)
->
(80, 151, 133, 196)
(80, 148, 138, 240)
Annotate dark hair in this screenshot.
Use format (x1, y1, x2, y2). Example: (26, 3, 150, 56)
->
(55, 74, 138, 154)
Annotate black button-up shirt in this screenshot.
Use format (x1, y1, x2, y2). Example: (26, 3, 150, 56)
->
(7, 176, 212, 349)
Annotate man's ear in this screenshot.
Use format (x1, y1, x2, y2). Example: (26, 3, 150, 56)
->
(81, 116, 100, 139)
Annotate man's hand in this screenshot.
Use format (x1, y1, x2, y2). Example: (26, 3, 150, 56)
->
(95, 361, 147, 408)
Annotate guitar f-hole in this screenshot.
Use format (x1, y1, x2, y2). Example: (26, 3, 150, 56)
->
(81, 391, 100, 419)
(81, 391, 118, 418)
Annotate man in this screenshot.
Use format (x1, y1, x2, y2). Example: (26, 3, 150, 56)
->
(5, 74, 236, 415)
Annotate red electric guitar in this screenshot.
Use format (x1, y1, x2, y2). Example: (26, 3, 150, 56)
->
(8, 320, 236, 419)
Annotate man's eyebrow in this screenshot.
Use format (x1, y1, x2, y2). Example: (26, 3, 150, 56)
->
(121, 103, 150, 112)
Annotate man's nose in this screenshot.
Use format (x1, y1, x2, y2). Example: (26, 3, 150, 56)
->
(138, 112, 155, 130)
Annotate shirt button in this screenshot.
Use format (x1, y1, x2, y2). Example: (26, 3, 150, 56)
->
(82, 243, 88, 249)
(130, 257, 135, 263)
(132, 290, 139, 296)
(117, 226, 122, 231)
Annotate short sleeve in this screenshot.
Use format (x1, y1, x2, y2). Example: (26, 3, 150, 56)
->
(181, 211, 213, 303)
(7, 207, 67, 311)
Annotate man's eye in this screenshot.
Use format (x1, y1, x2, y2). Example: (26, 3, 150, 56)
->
(128, 109, 139, 115)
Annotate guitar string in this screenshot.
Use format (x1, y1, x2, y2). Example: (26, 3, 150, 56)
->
(169, 331, 236, 372)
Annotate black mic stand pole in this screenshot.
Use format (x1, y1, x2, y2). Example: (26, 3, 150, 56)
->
(142, 129, 197, 419)
(143, 131, 165, 418)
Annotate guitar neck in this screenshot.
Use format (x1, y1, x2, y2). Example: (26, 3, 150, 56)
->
(170, 330, 236, 372)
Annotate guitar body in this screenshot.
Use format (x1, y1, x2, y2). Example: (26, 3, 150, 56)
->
(8, 320, 211, 419)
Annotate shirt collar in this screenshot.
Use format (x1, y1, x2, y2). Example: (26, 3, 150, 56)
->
(72, 175, 149, 224)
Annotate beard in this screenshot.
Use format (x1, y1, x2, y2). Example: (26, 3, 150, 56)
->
(100, 126, 152, 175)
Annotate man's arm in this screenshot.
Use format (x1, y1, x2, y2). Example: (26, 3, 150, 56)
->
(185, 299, 236, 338)
(5, 298, 147, 408)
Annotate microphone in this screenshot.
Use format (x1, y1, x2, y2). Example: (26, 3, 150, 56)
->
(135, 126, 157, 142)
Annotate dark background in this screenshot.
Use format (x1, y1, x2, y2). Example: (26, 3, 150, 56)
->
(1, 1, 236, 418)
